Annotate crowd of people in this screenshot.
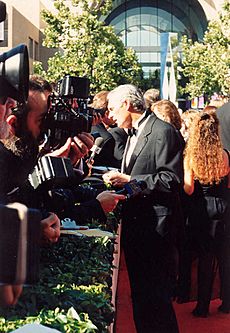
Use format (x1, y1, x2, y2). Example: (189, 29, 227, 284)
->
(0, 66, 230, 333)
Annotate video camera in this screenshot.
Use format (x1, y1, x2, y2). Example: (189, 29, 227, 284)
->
(43, 75, 94, 149)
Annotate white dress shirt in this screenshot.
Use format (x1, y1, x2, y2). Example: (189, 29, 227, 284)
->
(125, 112, 150, 168)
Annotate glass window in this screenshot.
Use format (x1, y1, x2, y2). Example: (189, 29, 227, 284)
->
(28, 37, 33, 59)
(107, 1, 206, 77)
(0, 15, 8, 47)
(34, 41, 39, 61)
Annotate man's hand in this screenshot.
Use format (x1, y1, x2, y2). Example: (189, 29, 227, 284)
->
(69, 133, 94, 165)
(96, 191, 126, 214)
(40, 212, 60, 243)
(46, 132, 94, 166)
(103, 170, 131, 187)
(92, 112, 102, 126)
(0, 284, 23, 307)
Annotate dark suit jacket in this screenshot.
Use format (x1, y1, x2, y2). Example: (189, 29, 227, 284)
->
(91, 123, 120, 167)
(121, 113, 184, 240)
(109, 126, 128, 165)
(217, 102, 230, 150)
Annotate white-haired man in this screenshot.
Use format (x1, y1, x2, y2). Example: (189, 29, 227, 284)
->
(104, 84, 184, 333)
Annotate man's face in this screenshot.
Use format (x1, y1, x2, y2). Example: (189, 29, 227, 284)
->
(108, 96, 131, 128)
(0, 98, 16, 139)
(27, 90, 47, 139)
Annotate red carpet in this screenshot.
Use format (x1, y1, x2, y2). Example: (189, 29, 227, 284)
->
(115, 250, 230, 333)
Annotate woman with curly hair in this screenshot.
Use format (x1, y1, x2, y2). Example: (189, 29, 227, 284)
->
(183, 110, 229, 317)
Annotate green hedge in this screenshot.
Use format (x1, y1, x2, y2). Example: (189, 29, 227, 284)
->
(0, 212, 119, 333)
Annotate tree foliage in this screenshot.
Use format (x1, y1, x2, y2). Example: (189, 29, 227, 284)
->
(35, 0, 142, 94)
(181, 0, 230, 98)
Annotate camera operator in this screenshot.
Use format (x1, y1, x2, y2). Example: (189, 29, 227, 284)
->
(0, 85, 61, 244)
(0, 80, 125, 223)
(0, 97, 24, 307)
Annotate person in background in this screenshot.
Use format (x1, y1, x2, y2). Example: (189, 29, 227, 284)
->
(183, 110, 229, 317)
(89, 90, 128, 169)
(143, 88, 160, 109)
(216, 100, 230, 313)
(180, 109, 198, 142)
(151, 99, 182, 132)
(203, 105, 217, 113)
(89, 90, 120, 167)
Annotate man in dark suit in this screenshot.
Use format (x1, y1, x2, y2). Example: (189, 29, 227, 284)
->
(90, 90, 125, 168)
(109, 126, 128, 166)
(104, 84, 184, 333)
(217, 101, 230, 150)
(217, 101, 230, 313)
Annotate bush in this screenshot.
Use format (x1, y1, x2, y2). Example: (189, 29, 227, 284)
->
(0, 212, 120, 333)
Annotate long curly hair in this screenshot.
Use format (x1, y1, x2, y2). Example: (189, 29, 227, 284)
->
(184, 110, 225, 185)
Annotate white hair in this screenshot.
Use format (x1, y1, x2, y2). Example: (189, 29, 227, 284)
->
(108, 84, 146, 113)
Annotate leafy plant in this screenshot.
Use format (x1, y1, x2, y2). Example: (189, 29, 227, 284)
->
(35, 0, 142, 93)
(181, 0, 230, 98)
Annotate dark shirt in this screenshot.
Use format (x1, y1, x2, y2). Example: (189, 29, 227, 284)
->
(0, 141, 37, 202)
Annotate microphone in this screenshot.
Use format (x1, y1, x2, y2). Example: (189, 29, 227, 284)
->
(0, 2, 6, 23)
(88, 136, 104, 164)
(116, 179, 147, 199)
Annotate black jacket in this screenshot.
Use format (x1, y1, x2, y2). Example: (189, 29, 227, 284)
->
(109, 126, 128, 166)
(217, 102, 230, 150)
(91, 123, 120, 167)
(121, 113, 184, 239)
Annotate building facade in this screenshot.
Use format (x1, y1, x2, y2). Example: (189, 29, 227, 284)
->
(0, 0, 225, 74)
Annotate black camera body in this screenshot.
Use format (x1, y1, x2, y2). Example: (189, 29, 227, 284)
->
(25, 156, 85, 218)
(44, 75, 93, 148)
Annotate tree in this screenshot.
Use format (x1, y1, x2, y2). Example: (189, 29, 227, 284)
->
(34, 0, 142, 94)
(181, 0, 230, 98)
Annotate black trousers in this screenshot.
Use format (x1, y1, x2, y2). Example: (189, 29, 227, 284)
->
(122, 223, 179, 333)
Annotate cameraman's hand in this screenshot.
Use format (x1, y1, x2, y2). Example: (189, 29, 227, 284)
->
(40, 212, 60, 243)
(46, 137, 72, 159)
(96, 191, 126, 214)
(70, 132, 94, 165)
(103, 171, 131, 187)
(92, 112, 102, 125)
(46, 133, 94, 166)
(0, 284, 23, 307)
